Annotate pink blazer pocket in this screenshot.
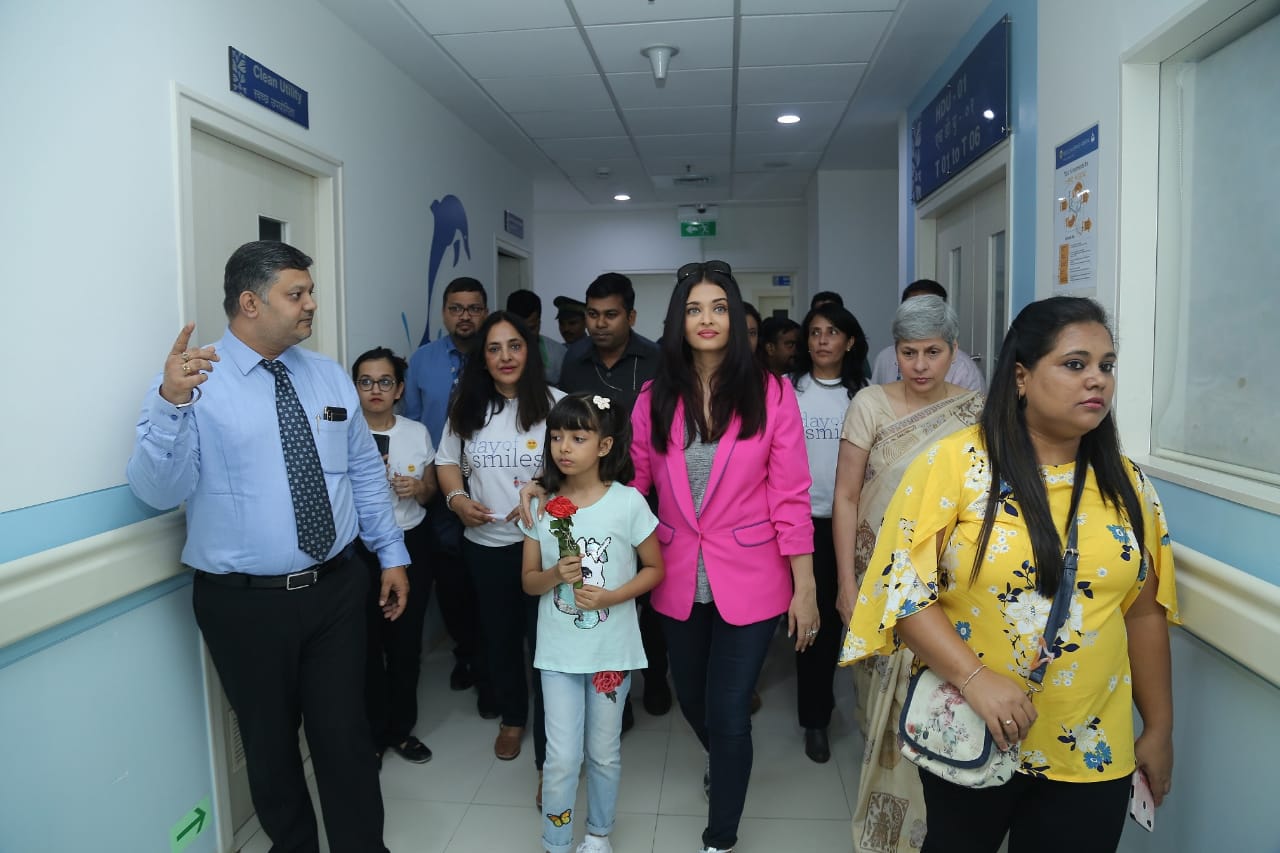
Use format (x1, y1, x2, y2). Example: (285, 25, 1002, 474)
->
(655, 521, 676, 546)
(732, 520, 776, 548)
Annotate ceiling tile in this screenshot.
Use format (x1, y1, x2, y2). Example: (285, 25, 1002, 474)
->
(634, 133, 731, 159)
(572, 0, 734, 26)
(608, 68, 732, 108)
(737, 63, 865, 103)
(734, 151, 823, 172)
(739, 12, 893, 66)
(436, 28, 595, 78)
(736, 125, 832, 154)
(481, 75, 612, 112)
(585, 18, 733, 73)
(538, 136, 637, 161)
(736, 101, 846, 133)
(570, 177, 659, 204)
(625, 105, 731, 135)
(731, 170, 813, 200)
(641, 155, 732, 176)
(554, 157, 648, 180)
(741, 0, 898, 13)
(511, 110, 627, 139)
(401, 0, 573, 34)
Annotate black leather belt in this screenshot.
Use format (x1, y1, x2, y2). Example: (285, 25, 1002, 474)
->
(194, 543, 355, 590)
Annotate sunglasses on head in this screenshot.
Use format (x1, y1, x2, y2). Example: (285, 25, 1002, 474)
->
(676, 260, 732, 284)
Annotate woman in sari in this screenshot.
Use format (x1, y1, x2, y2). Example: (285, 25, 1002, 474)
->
(832, 295, 984, 852)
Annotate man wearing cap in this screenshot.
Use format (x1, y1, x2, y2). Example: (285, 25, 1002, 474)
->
(553, 295, 587, 346)
(506, 289, 565, 384)
(127, 240, 408, 853)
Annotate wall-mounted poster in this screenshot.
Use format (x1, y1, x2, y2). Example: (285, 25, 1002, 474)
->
(1054, 124, 1099, 294)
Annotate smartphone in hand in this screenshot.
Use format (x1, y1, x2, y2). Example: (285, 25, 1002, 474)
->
(1129, 769, 1155, 831)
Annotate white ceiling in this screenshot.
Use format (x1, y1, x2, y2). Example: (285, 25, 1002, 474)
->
(319, 0, 989, 209)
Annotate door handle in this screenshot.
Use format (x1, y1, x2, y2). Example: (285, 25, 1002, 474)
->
(970, 354, 982, 362)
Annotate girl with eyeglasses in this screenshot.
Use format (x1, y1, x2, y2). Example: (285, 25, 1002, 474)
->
(351, 346, 438, 766)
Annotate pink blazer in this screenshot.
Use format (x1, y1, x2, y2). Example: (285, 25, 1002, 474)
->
(630, 375, 814, 625)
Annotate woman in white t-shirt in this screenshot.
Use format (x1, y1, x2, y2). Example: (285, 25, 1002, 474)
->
(789, 304, 869, 765)
(436, 312, 565, 779)
(351, 347, 438, 766)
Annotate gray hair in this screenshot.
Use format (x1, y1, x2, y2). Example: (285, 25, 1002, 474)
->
(892, 294, 959, 347)
(223, 240, 313, 318)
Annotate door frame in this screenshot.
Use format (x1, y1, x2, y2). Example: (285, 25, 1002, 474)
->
(913, 140, 1012, 350)
(172, 83, 345, 853)
(173, 84, 346, 364)
(494, 235, 530, 310)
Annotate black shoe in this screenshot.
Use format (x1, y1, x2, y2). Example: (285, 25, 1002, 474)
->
(450, 660, 475, 691)
(392, 736, 433, 764)
(477, 692, 500, 720)
(804, 727, 830, 764)
(642, 677, 672, 716)
(621, 699, 635, 735)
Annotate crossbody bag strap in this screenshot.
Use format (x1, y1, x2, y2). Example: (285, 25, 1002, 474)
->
(1027, 457, 1087, 689)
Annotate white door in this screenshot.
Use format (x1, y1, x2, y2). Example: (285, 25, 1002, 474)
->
(496, 249, 527, 309)
(190, 129, 321, 352)
(190, 127, 321, 839)
(933, 180, 1007, 383)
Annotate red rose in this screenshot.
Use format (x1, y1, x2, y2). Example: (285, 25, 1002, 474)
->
(546, 496, 579, 519)
(592, 670, 625, 703)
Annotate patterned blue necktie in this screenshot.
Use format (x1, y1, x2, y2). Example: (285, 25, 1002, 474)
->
(261, 359, 336, 563)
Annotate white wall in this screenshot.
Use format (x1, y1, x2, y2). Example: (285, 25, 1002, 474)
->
(809, 169, 900, 353)
(532, 203, 808, 335)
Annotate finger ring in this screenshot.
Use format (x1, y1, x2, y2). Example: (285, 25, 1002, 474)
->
(182, 362, 191, 375)
(1003, 719, 1015, 727)
(806, 629, 818, 636)
(181, 351, 191, 363)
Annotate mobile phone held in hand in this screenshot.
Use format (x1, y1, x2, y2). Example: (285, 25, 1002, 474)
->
(1129, 769, 1155, 831)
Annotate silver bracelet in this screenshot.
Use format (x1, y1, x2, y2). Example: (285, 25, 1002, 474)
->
(959, 663, 988, 697)
(173, 386, 202, 409)
(444, 489, 468, 511)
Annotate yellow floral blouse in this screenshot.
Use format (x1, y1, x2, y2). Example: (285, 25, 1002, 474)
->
(840, 425, 1180, 782)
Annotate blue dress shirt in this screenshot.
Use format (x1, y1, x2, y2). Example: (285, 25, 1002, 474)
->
(127, 329, 409, 575)
(402, 335, 464, 446)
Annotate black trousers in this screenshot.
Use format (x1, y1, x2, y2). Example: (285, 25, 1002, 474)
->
(424, 492, 481, 671)
(361, 520, 431, 749)
(637, 590, 669, 691)
(462, 538, 546, 769)
(918, 768, 1130, 853)
(795, 516, 841, 728)
(193, 550, 386, 853)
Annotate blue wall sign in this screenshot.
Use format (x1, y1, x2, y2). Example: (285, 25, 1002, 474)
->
(911, 17, 1009, 203)
(504, 210, 524, 240)
(228, 47, 310, 129)
(772, 275, 791, 287)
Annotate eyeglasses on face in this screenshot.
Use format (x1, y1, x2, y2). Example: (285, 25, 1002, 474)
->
(445, 303, 486, 316)
(677, 260, 732, 284)
(356, 377, 398, 391)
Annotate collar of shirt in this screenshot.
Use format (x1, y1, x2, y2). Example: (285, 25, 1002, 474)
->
(574, 332, 657, 367)
(220, 327, 305, 377)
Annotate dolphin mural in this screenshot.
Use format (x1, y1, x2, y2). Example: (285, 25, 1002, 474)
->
(420, 193, 471, 344)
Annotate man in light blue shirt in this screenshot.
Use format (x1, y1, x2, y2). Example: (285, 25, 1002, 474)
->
(127, 241, 408, 853)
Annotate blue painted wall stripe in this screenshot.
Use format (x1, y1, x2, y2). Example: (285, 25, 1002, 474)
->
(0, 485, 165, 564)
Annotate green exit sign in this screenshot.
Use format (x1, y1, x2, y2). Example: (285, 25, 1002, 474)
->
(680, 221, 717, 238)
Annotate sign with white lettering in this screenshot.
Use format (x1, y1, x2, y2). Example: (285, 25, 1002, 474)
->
(228, 47, 310, 129)
(680, 221, 717, 238)
(504, 210, 524, 240)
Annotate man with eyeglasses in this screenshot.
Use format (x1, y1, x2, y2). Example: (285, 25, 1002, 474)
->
(403, 277, 491, 711)
(557, 272, 672, 724)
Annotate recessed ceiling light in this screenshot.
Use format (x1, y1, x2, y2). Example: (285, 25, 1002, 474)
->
(613, 193, 631, 201)
(983, 109, 995, 120)
(776, 114, 800, 125)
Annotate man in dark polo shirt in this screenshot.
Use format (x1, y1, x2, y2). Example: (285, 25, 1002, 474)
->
(557, 273, 670, 723)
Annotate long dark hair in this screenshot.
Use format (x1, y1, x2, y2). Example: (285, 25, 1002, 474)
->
(448, 311, 552, 438)
(536, 393, 635, 493)
(649, 263, 768, 451)
(791, 305, 869, 399)
(973, 297, 1144, 596)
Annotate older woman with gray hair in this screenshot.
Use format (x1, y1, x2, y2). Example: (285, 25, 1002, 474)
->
(831, 295, 985, 852)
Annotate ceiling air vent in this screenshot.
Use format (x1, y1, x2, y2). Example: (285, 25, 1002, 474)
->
(673, 173, 712, 186)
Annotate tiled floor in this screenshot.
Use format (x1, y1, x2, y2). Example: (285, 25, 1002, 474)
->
(240, 627, 864, 852)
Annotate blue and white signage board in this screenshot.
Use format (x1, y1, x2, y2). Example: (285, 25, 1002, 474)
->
(911, 17, 1010, 203)
(228, 47, 309, 129)
(504, 210, 524, 240)
(1053, 124, 1099, 294)
(772, 275, 791, 287)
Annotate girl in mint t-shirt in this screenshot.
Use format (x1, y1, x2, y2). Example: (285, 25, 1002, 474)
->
(522, 393, 664, 853)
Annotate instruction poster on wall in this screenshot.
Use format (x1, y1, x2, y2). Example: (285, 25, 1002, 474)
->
(1054, 124, 1099, 293)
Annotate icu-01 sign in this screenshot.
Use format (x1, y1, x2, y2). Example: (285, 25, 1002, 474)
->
(911, 17, 1009, 202)
(228, 47, 310, 129)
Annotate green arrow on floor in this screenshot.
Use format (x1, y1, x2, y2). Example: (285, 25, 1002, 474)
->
(170, 797, 211, 853)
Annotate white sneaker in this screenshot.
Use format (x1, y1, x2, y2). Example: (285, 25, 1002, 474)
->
(699, 847, 733, 852)
(576, 835, 612, 853)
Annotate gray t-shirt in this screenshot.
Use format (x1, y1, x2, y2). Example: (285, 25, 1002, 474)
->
(685, 431, 719, 604)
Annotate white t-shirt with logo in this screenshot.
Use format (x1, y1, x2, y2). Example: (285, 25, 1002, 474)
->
(436, 390, 565, 547)
(523, 482, 658, 673)
(793, 374, 854, 518)
(369, 415, 435, 531)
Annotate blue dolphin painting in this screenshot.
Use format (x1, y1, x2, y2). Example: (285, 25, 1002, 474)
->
(420, 194, 471, 344)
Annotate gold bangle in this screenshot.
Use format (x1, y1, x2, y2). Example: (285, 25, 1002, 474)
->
(959, 663, 988, 696)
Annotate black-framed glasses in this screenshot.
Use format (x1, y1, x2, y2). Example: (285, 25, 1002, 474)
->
(677, 260, 732, 284)
(445, 303, 486, 316)
(356, 377, 397, 391)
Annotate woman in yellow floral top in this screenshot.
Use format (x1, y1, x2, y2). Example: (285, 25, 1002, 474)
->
(841, 297, 1178, 853)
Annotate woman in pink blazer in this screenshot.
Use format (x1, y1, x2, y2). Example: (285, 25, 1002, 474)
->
(633, 260, 818, 853)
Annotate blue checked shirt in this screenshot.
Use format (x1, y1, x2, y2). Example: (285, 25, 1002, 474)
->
(402, 335, 464, 446)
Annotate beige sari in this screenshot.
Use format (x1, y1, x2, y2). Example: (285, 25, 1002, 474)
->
(839, 385, 983, 853)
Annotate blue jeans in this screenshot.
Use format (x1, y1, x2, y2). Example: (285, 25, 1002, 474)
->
(540, 670, 631, 853)
(662, 604, 779, 851)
